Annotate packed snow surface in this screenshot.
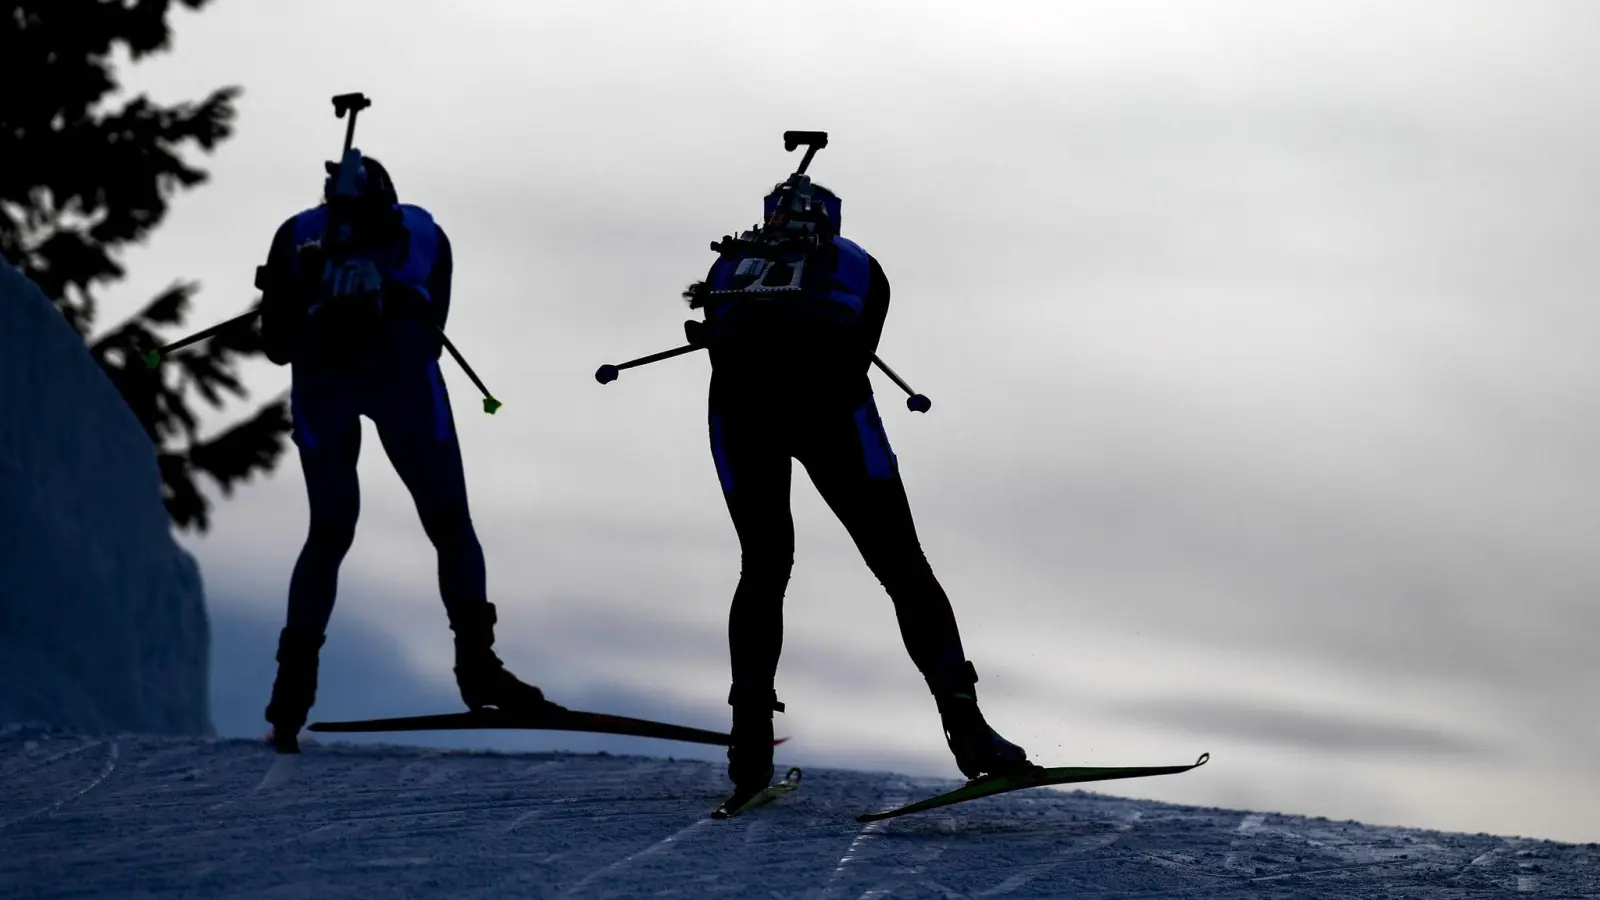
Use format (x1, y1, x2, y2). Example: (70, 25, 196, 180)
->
(2, 725, 1594, 899)
(0, 260, 211, 735)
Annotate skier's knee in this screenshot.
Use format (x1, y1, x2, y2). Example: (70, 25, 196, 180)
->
(739, 549, 794, 583)
(419, 505, 474, 548)
(869, 551, 934, 592)
(305, 517, 357, 557)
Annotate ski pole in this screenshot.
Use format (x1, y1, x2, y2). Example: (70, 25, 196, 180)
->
(872, 354, 932, 413)
(596, 340, 931, 414)
(596, 320, 709, 384)
(594, 344, 703, 385)
(141, 307, 261, 369)
(431, 323, 501, 414)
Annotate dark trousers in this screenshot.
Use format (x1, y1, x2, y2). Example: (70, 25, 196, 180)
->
(284, 361, 488, 637)
(709, 395, 967, 697)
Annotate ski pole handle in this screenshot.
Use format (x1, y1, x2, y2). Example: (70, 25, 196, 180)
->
(783, 131, 828, 175)
(871, 354, 932, 413)
(595, 344, 704, 384)
(332, 92, 371, 155)
(432, 323, 502, 414)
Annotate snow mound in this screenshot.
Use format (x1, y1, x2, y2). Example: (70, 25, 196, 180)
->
(0, 259, 212, 735)
(1, 727, 1594, 897)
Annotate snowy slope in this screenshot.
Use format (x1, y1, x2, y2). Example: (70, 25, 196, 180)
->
(0, 259, 211, 735)
(1, 725, 1593, 899)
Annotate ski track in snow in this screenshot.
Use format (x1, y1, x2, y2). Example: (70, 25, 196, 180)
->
(0, 739, 117, 831)
(1, 737, 105, 781)
(854, 811, 954, 900)
(972, 808, 1145, 898)
(0, 728, 1596, 899)
(559, 815, 711, 896)
(810, 781, 905, 897)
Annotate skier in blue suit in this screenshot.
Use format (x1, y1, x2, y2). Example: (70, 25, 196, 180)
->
(256, 155, 553, 751)
(689, 181, 1033, 797)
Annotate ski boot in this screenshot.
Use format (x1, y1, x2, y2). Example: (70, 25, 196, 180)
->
(450, 602, 563, 716)
(719, 685, 784, 813)
(263, 626, 327, 754)
(927, 661, 1035, 780)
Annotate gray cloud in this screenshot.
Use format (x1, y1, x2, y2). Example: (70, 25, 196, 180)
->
(1111, 696, 1507, 760)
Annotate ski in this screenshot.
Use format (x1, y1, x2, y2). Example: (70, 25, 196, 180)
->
(856, 752, 1210, 823)
(307, 706, 777, 748)
(711, 767, 803, 819)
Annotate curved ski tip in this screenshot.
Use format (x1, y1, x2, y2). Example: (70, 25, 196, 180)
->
(774, 736, 791, 746)
(1195, 752, 1211, 767)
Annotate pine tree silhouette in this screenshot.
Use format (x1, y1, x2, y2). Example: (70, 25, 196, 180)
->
(0, 0, 291, 532)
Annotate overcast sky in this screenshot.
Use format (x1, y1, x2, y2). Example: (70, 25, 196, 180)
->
(103, 0, 1599, 843)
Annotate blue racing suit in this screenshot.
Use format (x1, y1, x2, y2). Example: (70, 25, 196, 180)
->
(258, 202, 487, 642)
(698, 192, 970, 709)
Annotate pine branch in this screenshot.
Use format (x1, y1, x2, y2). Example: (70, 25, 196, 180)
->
(187, 395, 292, 499)
(158, 449, 207, 532)
(5, 2, 294, 532)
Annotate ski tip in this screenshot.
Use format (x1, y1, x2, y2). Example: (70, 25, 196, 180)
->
(774, 736, 791, 746)
(1195, 752, 1210, 767)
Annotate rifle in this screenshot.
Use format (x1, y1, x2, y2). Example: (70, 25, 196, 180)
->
(594, 131, 932, 413)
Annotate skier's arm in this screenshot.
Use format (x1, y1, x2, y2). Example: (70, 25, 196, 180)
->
(383, 224, 451, 327)
(687, 256, 726, 319)
(257, 218, 303, 367)
(858, 254, 890, 357)
(427, 225, 453, 332)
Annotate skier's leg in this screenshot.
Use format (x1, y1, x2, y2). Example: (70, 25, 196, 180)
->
(710, 406, 794, 791)
(798, 397, 963, 674)
(370, 362, 486, 619)
(266, 376, 363, 748)
(801, 397, 1032, 778)
(371, 362, 555, 714)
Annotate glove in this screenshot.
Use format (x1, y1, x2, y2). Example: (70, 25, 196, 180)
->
(327, 259, 383, 300)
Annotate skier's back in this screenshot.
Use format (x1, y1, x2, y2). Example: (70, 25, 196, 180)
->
(689, 172, 1034, 802)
